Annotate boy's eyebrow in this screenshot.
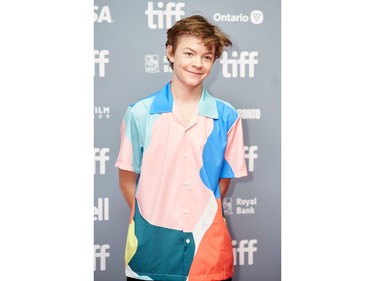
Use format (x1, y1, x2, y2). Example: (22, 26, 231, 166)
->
(183, 47, 214, 55)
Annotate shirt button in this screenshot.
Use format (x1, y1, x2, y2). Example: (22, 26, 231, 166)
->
(184, 209, 190, 214)
(184, 153, 190, 159)
(183, 182, 190, 190)
(186, 239, 190, 244)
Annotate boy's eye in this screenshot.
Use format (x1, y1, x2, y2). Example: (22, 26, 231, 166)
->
(184, 52, 193, 56)
(203, 56, 213, 61)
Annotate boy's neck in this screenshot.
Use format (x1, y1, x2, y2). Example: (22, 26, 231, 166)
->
(170, 80, 203, 103)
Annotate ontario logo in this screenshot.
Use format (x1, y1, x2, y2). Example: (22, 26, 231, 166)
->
(213, 10, 264, 25)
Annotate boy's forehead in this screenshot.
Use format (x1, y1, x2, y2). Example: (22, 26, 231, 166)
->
(176, 35, 214, 52)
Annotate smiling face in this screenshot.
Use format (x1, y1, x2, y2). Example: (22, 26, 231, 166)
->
(167, 34, 215, 91)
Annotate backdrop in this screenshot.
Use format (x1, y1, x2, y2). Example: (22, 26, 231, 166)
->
(94, 1, 280, 280)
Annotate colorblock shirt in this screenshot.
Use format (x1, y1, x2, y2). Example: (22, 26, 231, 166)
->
(115, 82, 248, 281)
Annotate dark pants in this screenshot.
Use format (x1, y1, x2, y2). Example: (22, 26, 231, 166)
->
(127, 277, 232, 281)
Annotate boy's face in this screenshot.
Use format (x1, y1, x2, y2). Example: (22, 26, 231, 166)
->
(167, 35, 215, 90)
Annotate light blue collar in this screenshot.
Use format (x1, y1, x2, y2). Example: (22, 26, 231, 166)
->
(150, 82, 218, 119)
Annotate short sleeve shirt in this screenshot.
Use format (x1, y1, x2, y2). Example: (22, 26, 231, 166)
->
(115, 82, 248, 281)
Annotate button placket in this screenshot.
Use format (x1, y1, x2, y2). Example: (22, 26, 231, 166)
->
(181, 131, 192, 230)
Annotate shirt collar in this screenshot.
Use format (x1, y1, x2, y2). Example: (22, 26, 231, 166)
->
(150, 82, 218, 119)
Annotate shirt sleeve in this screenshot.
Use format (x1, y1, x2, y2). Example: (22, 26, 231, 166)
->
(115, 106, 143, 174)
(220, 116, 248, 178)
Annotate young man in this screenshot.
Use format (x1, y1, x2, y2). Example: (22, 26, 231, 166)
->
(115, 15, 248, 281)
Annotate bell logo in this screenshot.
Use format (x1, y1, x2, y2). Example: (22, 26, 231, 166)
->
(145, 2, 185, 29)
(220, 51, 258, 78)
(94, 198, 109, 221)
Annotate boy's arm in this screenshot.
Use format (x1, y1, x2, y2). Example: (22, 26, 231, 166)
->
(219, 178, 231, 199)
(119, 169, 139, 208)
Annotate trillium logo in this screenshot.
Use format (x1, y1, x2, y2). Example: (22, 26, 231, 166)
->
(250, 10, 264, 24)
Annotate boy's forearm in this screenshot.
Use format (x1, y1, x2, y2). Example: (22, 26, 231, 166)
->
(119, 169, 138, 208)
(219, 178, 231, 199)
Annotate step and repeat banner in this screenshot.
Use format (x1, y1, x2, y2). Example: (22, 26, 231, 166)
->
(94, 1, 280, 280)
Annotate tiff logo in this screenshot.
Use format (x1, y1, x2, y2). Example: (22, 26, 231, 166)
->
(145, 2, 185, 29)
(94, 244, 110, 271)
(244, 146, 258, 172)
(220, 51, 258, 78)
(232, 239, 257, 266)
(94, 50, 109, 77)
(94, 148, 110, 175)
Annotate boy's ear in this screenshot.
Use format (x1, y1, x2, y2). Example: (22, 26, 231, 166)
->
(166, 45, 174, 62)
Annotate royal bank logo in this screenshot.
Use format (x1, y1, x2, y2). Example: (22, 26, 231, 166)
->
(145, 55, 160, 73)
(145, 55, 172, 73)
(236, 197, 257, 215)
(224, 197, 257, 215)
(223, 197, 233, 216)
